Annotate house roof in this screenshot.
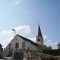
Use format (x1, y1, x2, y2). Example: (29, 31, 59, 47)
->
(17, 34, 38, 47)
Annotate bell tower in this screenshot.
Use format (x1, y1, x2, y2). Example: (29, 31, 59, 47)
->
(36, 24, 43, 47)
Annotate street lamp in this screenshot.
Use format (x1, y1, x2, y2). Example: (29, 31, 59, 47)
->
(12, 29, 16, 60)
(12, 29, 16, 37)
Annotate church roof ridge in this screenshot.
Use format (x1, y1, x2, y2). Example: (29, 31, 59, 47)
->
(17, 34, 38, 46)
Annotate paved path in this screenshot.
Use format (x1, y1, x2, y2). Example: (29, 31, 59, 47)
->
(0, 59, 7, 60)
(4, 57, 12, 60)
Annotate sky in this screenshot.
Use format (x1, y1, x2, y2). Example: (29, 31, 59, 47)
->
(0, 0, 60, 49)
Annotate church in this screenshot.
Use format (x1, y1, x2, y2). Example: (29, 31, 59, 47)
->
(5, 25, 43, 52)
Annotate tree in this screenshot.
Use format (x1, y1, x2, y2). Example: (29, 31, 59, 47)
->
(57, 42, 60, 49)
(47, 46, 52, 50)
(37, 44, 52, 53)
(0, 44, 3, 52)
(42, 45, 52, 50)
(7, 44, 12, 57)
(37, 45, 42, 52)
(0, 44, 3, 58)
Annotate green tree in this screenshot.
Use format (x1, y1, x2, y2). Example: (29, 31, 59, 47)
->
(0, 44, 3, 58)
(37, 44, 42, 52)
(0, 44, 3, 52)
(47, 46, 52, 50)
(42, 45, 52, 50)
(42, 45, 47, 50)
(37, 44, 52, 53)
(57, 42, 60, 49)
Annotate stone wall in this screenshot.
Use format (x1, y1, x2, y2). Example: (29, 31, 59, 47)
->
(22, 50, 57, 60)
(54, 56, 60, 60)
(4, 49, 59, 60)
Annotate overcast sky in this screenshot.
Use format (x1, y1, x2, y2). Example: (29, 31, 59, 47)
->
(0, 0, 60, 49)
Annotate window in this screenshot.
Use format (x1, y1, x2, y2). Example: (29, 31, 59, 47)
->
(28, 47, 29, 50)
(38, 39, 40, 41)
(15, 43, 19, 49)
(22, 42, 25, 49)
(16, 39, 17, 41)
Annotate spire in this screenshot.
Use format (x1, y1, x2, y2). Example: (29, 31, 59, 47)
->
(38, 24, 42, 37)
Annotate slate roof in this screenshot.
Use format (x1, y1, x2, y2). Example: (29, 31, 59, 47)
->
(17, 34, 38, 47)
(37, 24, 42, 37)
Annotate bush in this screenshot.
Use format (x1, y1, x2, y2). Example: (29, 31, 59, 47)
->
(43, 49, 60, 56)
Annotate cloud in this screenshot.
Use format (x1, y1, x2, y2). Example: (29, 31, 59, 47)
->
(0, 25, 31, 48)
(54, 42, 58, 45)
(2, 37, 13, 48)
(14, 0, 20, 5)
(29, 35, 58, 49)
(43, 36, 53, 46)
(43, 36, 59, 49)
(29, 37, 36, 42)
(14, 25, 31, 35)
(0, 25, 31, 36)
(0, 30, 13, 37)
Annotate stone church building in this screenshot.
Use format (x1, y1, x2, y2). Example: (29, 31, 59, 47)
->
(5, 25, 43, 52)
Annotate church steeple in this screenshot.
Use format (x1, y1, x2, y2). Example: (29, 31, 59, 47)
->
(36, 24, 43, 52)
(36, 24, 43, 45)
(38, 24, 42, 37)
